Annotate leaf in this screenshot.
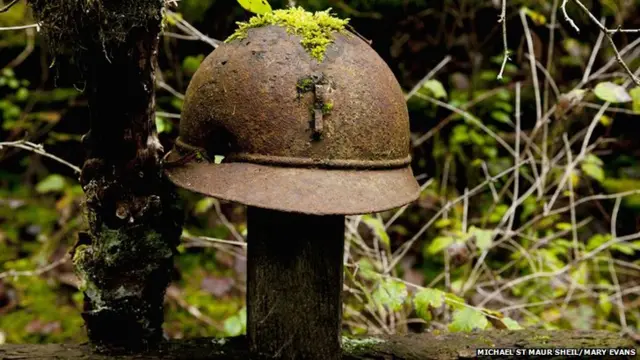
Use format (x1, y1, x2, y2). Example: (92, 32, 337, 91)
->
(35, 175, 66, 194)
(581, 163, 604, 182)
(182, 55, 205, 74)
(593, 82, 632, 103)
(372, 279, 407, 311)
(443, 292, 466, 309)
(223, 314, 244, 337)
(413, 288, 444, 320)
(501, 317, 523, 330)
(448, 308, 489, 332)
(586, 234, 611, 251)
(155, 116, 172, 134)
(598, 293, 612, 316)
(523, 7, 547, 25)
(630, 87, 640, 114)
(362, 215, 391, 248)
(584, 154, 603, 166)
(422, 80, 447, 99)
(469, 226, 493, 251)
(236, 0, 272, 14)
(570, 263, 588, 285)
(599, 114, 612, 127)
(194, 198, 215, 214)
(426, 236, 454, 255)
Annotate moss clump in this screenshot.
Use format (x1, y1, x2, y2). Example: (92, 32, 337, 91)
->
(322, 101, 334, 114)
(226, 7, 349, 62)
(296, 76, 315, 93)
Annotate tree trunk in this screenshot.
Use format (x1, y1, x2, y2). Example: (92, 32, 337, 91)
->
(28, 0, 182, 351)
(247, 207, 345, 360)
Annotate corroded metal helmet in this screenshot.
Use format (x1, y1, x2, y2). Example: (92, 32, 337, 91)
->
(165, 15, 419, 215)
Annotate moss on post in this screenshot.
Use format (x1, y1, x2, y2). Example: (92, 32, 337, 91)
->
(28, 0, 182, 351)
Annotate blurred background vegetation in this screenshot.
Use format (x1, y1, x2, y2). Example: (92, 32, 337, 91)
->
(1, 0, 639, 344)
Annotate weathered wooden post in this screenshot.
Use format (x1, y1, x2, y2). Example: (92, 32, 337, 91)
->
(164, 8, 419, 359)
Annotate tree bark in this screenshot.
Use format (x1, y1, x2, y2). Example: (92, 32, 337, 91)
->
(28, 0, 182, 351)
(247, 207, 345, 360)
(0, 330, 636, 359)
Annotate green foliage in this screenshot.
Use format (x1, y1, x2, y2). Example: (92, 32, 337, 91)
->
(630, 87, 640, 114)
(421, 80, 447, 100)
(226, 7, 349, 61)
(372, 279, 407, 311)
(449, 308, 488, 332)
(593, 82, 632, 103)
(236, 0, 272, 14)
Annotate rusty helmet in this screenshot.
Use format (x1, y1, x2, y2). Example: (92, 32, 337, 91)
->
(164, 23, 419, 215)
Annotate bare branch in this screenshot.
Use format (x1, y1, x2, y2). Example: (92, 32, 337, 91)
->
(0, 140, 82, 174)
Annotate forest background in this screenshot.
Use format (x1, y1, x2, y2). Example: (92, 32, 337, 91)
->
(0, 0, 639, 344)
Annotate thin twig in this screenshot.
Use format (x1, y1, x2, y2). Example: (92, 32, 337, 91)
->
(416, 94, 516, 157)
(0, 0, 19, 13)
(0, 23, 39, 31)
(496, 0, 510, 80)
(565, 0, 640, 85)
(0, 254, 70, 280)
(405, 56, 452, 101)
(0, 140, 81, 174)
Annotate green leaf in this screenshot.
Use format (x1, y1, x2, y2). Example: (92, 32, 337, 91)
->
(35, 174, 66, 194)
(194, 198, 215, 214)
(570, 263, 588, 285)
(630, 87, 640, 114)
(444, 292, 466, 309)
(182, 55, 205, 74)
(586, 234, 611, 251)
(223, 314, 244, 337)
(593, 82, 632, 103)
(581, 163, 604, 182)
(502, 317, 523, 330)
(236, 0, 272, 14)
(155, 116, 172, 134)
(598, 293, 612, 316)
(15, 88, 29, 102)
(362, 215, 390, 248)
(523, 7, 547, 25)
(422, 80, 447, 99)
(426, 236, 454, 255)
(413, 288, 444, 320)
(469, 226, 493, 251)
(372, 279, 407, 311)
(448, 308, 489, 332)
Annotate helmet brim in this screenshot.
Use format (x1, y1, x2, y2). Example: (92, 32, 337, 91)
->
(164, 153, 421, 216)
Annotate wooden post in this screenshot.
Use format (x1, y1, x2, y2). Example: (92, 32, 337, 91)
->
(246, 207, 345, 360)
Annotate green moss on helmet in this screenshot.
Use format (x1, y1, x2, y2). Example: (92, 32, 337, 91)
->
(226, 7, 349, 62)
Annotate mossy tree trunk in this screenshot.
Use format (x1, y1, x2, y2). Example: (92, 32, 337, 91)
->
(28, 0, 182, 350)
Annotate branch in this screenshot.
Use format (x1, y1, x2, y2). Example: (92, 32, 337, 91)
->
(0, 0, 19, 13)
(0, 254, 70, 280)
(563, 0, 640, 86)
(0, 140, 82, 174)
(496, 0, 510, 80)
(0, 23, 40, 31)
